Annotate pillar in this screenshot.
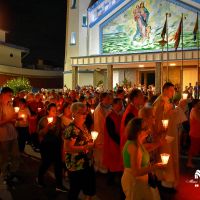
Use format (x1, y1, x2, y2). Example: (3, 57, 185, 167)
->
(155, 62, 161, 94)
(72, 66, 78, 90)
(107, 65, 113, 91)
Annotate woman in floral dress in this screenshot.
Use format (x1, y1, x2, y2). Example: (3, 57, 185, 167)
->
(64, 102, 95, 200)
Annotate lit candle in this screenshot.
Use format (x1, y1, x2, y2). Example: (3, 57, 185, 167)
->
(12, 97, 14, 101)
(38, 107, 41, 112)
(160, 153, 170, 164)
(162, 119, 169, 129)
(125, 98, 129, 103)
(91, 109, 94, 114)
(21, 114, 25, 119)
(14, 107, 19, 113)
(47, 117, 53, 124)
(182, 93, 188, 100)
(91, 131, 98, 141)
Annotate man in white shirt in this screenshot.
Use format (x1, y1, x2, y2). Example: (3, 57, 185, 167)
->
(0, 87, 19, 180)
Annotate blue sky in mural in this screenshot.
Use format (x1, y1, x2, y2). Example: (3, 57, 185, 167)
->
(102, 0, 199, 54)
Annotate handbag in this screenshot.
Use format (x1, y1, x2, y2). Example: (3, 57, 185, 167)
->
(148, 172, 159, 188)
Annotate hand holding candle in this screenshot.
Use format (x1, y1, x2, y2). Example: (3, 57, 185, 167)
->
(14, 107, 19, 113)
(90, 109, 94, 114)
(91, 131, 98, 141)
(160, 153, 170, 164)
(182, 93, 188, 100)
(162, 119, 169, 129)
(47, 117, 53, 124)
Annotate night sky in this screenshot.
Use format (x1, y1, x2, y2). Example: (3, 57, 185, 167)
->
(0, 0, 66, 68)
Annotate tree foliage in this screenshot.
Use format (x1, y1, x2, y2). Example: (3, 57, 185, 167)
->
(4, 77, 32, 94)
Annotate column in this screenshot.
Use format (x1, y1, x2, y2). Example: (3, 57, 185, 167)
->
(155, 62, 161, 94)
(107, 65, 113, 91)
(144, 72, 147, 86)
(72, 66, 78, 90)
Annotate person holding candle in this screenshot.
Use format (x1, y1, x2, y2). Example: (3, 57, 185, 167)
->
(121, 118, 165, 200)
(64, 102, 96, 200)
(0, 87, 19, 182)
(36, 103, 67, 192)
(60, 102, 72, 130)
(15, 98, 31, 153)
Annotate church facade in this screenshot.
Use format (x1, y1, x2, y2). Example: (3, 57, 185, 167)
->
(64, 0, 200, 92)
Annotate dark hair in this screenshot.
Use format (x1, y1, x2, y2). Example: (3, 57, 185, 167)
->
(99, 92, 108, 102)
(47, 103, 56, 113)
(1, 87, 13, 94)
(116, 88, 124, 95)
(112, 98, 122, 105)
(126, 118, 143, 141)
(62, 102, 71, 113)
(162, 82, 174, 91)
(19, 98, 26, 104)
(129, 89, 142, 101)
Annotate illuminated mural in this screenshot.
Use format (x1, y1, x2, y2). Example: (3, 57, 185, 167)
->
(101, 0, 199, 54)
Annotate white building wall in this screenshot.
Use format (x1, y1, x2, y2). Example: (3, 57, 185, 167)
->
(0, 30, 6, 42)
(0, 46, 22, 67)
(79, 0, 90, 56)
(78, 72, 93, 86)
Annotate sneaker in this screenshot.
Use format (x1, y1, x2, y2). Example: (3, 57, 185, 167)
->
(35, 178, 45, 188)
(56, 185, 68, 192)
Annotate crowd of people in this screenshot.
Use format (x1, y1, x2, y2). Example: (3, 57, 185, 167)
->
(0, 82, 199, 200)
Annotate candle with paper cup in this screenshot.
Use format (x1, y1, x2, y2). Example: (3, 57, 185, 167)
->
(162, 119, 169, 129)
(14, 107, 19, 113)
(47, 117, 53, 124)
(91, 131, 98, 141)
(38, 107, 41, 112)
(20, 114, 25, 119)
(160, 153, 170, 164)
(182, 93, 188, 100)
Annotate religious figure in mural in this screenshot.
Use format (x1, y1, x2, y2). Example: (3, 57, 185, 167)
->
(133, 2, 150, 41)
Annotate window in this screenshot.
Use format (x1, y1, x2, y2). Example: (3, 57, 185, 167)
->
(82, 16, 87, 27)
(70, 32, 76, 45)
(71, 0, 77, 9)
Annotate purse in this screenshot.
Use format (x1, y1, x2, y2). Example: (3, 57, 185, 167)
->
(148, 172, 159, 188)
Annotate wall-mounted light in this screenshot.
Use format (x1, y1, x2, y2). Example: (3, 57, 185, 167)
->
(169, 63, 176, 66)
(139, 64, 144, 67)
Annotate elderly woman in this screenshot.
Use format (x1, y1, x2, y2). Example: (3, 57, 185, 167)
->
(64, 102, 95, 200)
(121, 118, 165, 200)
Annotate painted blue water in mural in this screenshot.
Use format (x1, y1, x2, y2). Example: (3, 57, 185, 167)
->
(100, 0, 199, 54)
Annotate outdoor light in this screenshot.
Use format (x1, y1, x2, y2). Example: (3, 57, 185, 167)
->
(139, 64, 144, 67)
(162, 119, 169, 129)
(91, 131, 98, 141)
(160, 153, 170, 164)
(169, 63, 176, 66)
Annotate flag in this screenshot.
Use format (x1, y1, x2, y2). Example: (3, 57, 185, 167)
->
(193, 13, 198, 41)
(161, 18, 167, 39)
(174, 16, 183, 51)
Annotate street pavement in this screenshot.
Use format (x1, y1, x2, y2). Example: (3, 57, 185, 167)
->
(0, 145, 200, 200)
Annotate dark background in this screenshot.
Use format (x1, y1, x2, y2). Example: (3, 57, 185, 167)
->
(0, 0, 66, 68)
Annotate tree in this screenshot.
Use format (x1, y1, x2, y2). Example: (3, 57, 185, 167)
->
(4, 77, 32, 94)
